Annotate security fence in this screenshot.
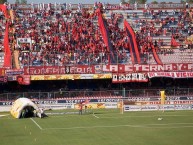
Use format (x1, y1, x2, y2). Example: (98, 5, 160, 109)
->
(0, 88, 193, 101)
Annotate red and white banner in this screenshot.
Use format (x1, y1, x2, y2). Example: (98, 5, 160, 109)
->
(103, 63, 193, 73)
(145, 100, 193, 105)
(112, 73, 148, 83)
(23, 63, 193, 75)
(148, 72, 193, 78)
(24, 65, 97, 75)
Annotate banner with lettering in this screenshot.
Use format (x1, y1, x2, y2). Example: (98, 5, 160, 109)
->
(23, 63, 193, 75)
(31, 74, 81, 80)
(74, 103, 105, 109)
(30, 74, 112, 80)
(5, 69, 24, 76)
(112, 73, 148, 83)
(148, 72, 193, 78)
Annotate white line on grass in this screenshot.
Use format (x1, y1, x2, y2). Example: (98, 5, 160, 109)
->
(92, 113, 99, 118)
(43, 122, 193, 130)
(0, 114, 9, 117)
(30, 118, 43, 130)
(96, 114, 193, 119)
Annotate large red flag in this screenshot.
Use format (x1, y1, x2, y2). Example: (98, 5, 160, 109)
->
(3, 23, 11, 68)
(96, 8, 115, 63)
(124, 20, 141, 64)
(0, 5, 11, 68)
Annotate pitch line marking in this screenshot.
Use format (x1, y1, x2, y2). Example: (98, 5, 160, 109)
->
(97, 114, 193, 119)
(43, 122, 193, 130)
(92, 113, 99, 118)
(0, 114, 9, 117)
(30, 118, 43, 130)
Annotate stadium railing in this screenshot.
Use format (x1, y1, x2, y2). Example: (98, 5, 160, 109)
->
(0, 88, 193, 101)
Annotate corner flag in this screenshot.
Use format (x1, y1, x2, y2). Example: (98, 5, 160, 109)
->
(160, 91, 166, 105)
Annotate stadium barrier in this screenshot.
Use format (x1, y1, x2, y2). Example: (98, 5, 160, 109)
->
(0, 88, 193, 112)
(1, 88, 193, 102)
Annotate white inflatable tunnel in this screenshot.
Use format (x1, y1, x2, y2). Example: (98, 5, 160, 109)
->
(10, 98, 42, 119)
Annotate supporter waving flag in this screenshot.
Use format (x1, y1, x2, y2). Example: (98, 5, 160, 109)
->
(96, 9, 115, 64)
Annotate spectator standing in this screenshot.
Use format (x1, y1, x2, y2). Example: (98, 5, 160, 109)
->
(78, 3, 82, 12)
(103, 2, 106, 10)
(186, 2, 189, 9)
(144, 2, 148, 10)
(134, 2, 138, 10)
(54, 2, 57, 10)
(63, 3, 66, 10)
(31, 2, 34, 12)
(68, 2, 72, 10)
(120, 2, 123, 9)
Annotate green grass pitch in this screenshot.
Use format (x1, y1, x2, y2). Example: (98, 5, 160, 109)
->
(1, 109, 193, 145)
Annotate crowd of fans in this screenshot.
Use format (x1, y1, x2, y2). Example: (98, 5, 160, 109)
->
(0, 10, 6, 53)
(0, 3, 193, 67)
(134, 8, 193, 62)
(10, 3, 124, 67)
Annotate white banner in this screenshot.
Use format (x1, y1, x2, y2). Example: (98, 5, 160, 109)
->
(112, 73, 148, 83)
(124, 104, 193, 111)
(124, 105, 141, 111)
(17, 38, 31, 43)
(104, 102, 118, 109)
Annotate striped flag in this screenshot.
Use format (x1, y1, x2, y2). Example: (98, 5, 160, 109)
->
(124, 20, 141, 64)
(96, 9, 115, 64)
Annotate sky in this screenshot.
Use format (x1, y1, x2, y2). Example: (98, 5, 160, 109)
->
(7, 0, 181, 4)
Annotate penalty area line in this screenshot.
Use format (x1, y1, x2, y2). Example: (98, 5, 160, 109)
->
(92, 113, 99, 118)
(43, 123, 193, 130)
(30, 118, 43, 130)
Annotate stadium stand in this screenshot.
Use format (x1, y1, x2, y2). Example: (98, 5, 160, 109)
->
(0, 2, 193, 100)
(8, 3, 192, 67)
(0, 3, 189, 66)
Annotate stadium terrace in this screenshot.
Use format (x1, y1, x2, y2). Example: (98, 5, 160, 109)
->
(0, 2, 193, 95)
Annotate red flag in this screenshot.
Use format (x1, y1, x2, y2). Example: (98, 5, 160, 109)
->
(96, 8, 115, 63)
(3, 23, 11, 68)
(124, 20, 141, 64)
(171, 36, 180, 47)
(0, 5, 9, 19)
